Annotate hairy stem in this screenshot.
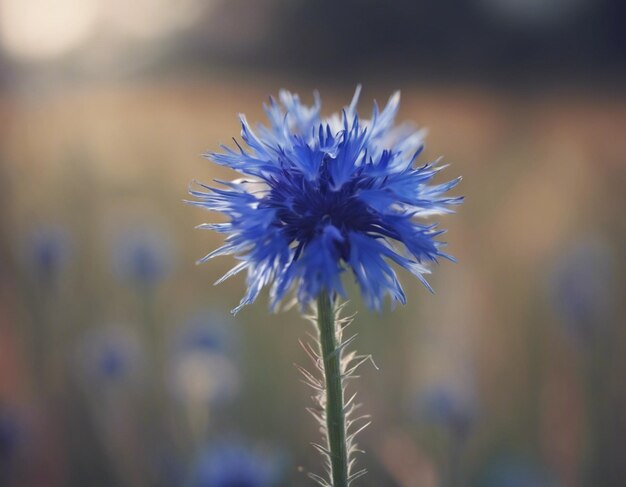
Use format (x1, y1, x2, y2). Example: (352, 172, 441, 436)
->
(317, 293, 349, 487)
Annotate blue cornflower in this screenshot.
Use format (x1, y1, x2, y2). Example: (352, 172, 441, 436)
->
(24, 225, 71, 284)
(77, 325, 143, 385)
(548, 239, 615, 344)
(416, 382, 477, 437)
(176, 310, 236, 354)
(190, 87, 462, 313)
(112, 227, 173, 287)
(167, 312, 240, 405)
(190, 443, 282, 487)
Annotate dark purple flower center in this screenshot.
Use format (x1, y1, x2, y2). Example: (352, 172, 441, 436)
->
(265, 165, 376, 259)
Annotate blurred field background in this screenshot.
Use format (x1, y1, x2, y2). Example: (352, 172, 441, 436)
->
(0, 1, 625, 486)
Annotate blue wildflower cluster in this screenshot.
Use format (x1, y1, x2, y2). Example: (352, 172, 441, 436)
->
(191, 87, 462, 312)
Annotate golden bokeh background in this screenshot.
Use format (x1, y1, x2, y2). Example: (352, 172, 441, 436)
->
(0, 1, 624, 486)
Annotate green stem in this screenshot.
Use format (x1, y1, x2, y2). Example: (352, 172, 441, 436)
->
(317, 293, 349, 487)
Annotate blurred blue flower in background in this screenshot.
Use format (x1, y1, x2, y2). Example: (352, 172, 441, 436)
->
(0, 411, 19, 459)
(112, 227, 174, 287)
(0, 406, 23, 481)
(480, 456, 560, 487)
(168, 311, 239, 406)
(190, 442, 282, 487)
(24, 225, 71, 284)
(77, 325, 143, 386)
(416, 381, 478, 438)
(190, 87, 462, 312)
(549, 239, 615, 344)
(176, 310, 237, 354)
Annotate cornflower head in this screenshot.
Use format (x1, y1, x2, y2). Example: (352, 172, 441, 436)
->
(175, 310, 237, 354)
(190, 86, 462, 313)
(190, 87, 462, 487)
(77, 324, 143, 386)
(24, 225, 71, 285)
(548, 239, 615, 345)
(416, 380, 477, 439)
(112, 227, 173, 288)
(167, 312, 240, 406)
